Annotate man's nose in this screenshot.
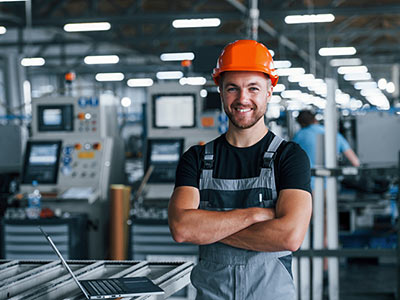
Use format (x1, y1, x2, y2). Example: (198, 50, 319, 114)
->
(238, 89, 249, 102)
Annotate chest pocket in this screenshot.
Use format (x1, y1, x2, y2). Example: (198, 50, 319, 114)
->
(198, 136, 284, 211)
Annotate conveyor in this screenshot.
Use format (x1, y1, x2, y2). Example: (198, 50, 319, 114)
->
(0, 260, 193, 300)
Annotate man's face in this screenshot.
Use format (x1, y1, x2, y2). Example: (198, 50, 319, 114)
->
(220, 71, 272, 129)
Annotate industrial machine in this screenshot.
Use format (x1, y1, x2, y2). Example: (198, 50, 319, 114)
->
(13, 94, 125, 259)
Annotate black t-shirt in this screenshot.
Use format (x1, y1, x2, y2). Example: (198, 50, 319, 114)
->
(175, 131, 311, 194)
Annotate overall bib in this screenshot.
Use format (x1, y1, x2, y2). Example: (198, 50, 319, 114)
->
(191, 135, 296, 300)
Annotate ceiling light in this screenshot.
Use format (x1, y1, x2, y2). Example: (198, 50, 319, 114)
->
(343, 73, 371, 81)
(200, 89, 208, 97)
(64, 22, 111, 32)
(300, 78, 325, 88)
(386, 82, 395, 93)
(288, 73, 314, 83)
(285, 14, 335, 24)
(274, 60, 292, 69)
(84, 55, 119, 64)
(360, 89, 383, 97)
(179, 77, 206, 85)
(270, 95, 282, 103)
(121, 97, 132, 107)
(269, 50, 275, 57)
(353, 81, 377, 90)
(160, 52, 195, 61)
(276, 67, 305, 76)
(329, 58, 362, 67)
(156, 71, 183, 80)
(21, 57, 45, 67)
(378, 78, 387, 90)
(337, 66, 368, 74)
(281, 90, 302, 98)
(95, 72, 124, 82)
(365, 95, 390, 110)
(0, 0, 27, 2)
(0, 26, 6, 34)
(318, 47, 356, 56)
(127, 78, 154, 87)
(273, 84, 286, 92)
(172, 18, 221, 28)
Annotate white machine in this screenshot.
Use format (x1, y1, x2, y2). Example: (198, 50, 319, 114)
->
(19, 94, 125, 258)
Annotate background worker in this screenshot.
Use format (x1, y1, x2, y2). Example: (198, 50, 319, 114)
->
(293, 110, 360, 169)
(168, 39, 312, 300)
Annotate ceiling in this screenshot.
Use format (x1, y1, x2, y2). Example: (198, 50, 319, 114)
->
(0, 0, 399, 107)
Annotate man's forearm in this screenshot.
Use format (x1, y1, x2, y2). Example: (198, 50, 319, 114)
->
(169, 207, 275, 245)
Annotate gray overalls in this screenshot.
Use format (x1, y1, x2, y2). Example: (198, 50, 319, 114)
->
(191, 135, 296, 300)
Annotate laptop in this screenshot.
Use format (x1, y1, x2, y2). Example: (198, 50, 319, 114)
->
(39, 226, 164, 299)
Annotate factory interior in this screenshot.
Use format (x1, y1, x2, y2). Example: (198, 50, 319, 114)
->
(0, 0, 399, 299)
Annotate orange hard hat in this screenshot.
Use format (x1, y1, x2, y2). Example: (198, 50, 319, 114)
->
(212, 39, 279, 86)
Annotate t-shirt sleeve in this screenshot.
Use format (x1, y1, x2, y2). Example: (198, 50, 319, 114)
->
(276, 142, 311, 194)
(337, 133, 351, 153)
(174, 145, 201, 189)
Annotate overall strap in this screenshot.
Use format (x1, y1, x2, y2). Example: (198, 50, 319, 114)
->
(262, 135, 284, 168)
(201, 141, 214, 179)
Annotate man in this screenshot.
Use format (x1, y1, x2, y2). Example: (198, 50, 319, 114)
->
(168, 40, 312, 300)
(293, 110, 360, 169)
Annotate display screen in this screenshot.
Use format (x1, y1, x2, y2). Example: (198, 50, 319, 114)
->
(38, 104, 73, 132)
(42, 109, 62, 125)
(22, 141, 62, 184)
(145, 138, 184, 183)
(153, 94, 196, 128)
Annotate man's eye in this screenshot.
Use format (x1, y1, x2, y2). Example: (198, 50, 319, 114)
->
(249, 87, 259, 91)
(227, 87, 237, 92)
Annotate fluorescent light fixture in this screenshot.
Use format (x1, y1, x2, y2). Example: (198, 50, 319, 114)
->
(285, 14, 335, 24)
(269, 50, 275, 57)
(386, 82, 395, 93)
(288, 73, 314, 83)
(64, 22, 111, 32)
(365, 95, 390, 109)
(160, 52, 195, 61)
(378, 78, 387, 90)
(21, 57, 45, 67)
(121, 97, 132, 107)
(330, 58, 362, 67)
(156, 71, 183, 80)
(360, 89, 383, 97)
(350, 99, 363, 110)
(0, 26, 6, 34)
(0, 0, 27, 2)
(337, 66, 368, 75)
(127, 78, 154, 87)
(319, 47, 356, 56)
(179, 77, 207, 85)
(273, 84, 286, 93)
(281, 90, 302, 98)
(343, 73, 371, 81)
(270, 95, 282, 103)
(300, 78, 325, 88)
(172, 18, 221, 28)
(95, 72, 124, 82)
(335, 91, 350, 105)
(353, 81, 377, 90)
(276, 67, 305, 76)
(274, 60, 292, 69)
(84, 55, 119, 64)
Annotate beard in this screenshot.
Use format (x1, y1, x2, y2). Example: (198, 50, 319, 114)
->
(224, 103, 266, 129)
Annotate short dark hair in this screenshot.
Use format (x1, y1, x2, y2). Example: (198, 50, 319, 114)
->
(297, 110, 316, 128)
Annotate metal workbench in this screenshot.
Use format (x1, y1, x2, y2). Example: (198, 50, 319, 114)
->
(0, 259, 193, 300)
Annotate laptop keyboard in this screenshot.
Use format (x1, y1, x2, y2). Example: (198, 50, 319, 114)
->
(88, 279, 124, 295)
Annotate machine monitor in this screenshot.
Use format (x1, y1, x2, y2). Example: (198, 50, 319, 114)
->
(22, 140, 62, 184)
(152, 94, 196, 128)
(145, 138, 184, 183)
(38, 104, 74, 132)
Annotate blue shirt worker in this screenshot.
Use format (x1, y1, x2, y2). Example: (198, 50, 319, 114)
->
(168, 40, 312, 300)
(293, 110, 360, 169)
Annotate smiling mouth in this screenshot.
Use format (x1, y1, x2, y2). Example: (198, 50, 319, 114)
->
(235, 107, 252, 113)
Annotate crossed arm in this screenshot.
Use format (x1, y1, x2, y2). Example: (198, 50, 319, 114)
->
(168, 186, 312, 252)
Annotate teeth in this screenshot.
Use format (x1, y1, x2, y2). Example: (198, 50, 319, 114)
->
(237, 108, 251, 112)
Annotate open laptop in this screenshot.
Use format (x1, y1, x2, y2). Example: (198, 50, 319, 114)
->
(39, 226, 164, 299)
